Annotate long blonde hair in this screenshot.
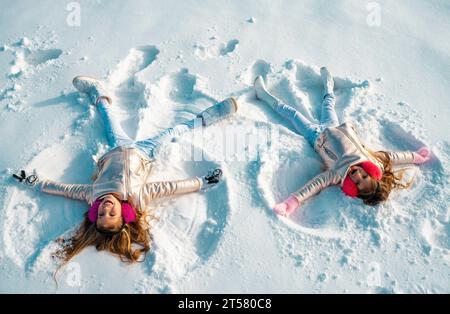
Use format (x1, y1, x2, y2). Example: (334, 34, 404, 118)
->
(357, 151, 414, 206)
(53, 202, 156, 281)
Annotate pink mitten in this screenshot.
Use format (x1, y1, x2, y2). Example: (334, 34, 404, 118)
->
(273, 196, 299, 217)
(273, 203, 287, 216)
(413, 147, 431, 164)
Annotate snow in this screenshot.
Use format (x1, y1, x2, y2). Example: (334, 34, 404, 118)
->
(0, 0, 449, 293)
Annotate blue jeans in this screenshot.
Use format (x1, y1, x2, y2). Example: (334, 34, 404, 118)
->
(97, 99, 201, 158)
(271, 93, 339, 147)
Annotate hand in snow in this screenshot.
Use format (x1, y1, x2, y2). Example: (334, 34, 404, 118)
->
(200, 168, 223, 191)
(413, 147, 432, 164)
(12, 170, 39, 186)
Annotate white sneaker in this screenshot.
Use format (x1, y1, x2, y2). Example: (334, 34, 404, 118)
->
(320, 67, 334, 96)
(197, 98, 238, 126)
(254, 76, 278, 106)
(72, 76, 111, 105)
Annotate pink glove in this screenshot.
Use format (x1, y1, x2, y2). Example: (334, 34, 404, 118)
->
(413, 147, 431, 164)
(273, 196, 299, 217)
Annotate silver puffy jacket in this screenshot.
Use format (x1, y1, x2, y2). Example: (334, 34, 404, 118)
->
(292, 122, 415, 203)
(35, 146, 202, 209)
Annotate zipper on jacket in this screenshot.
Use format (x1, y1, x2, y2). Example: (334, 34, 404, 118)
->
(340, 126, 382, 169)
(316, 132, 338, 160)
(324, 147, 338, 160)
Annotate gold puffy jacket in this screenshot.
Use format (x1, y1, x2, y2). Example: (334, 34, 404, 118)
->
(35, 146, 202, 209)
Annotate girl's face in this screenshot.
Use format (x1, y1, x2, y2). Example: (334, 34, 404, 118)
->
(349, 165, 373, 192)
(97, 194, 123, 229)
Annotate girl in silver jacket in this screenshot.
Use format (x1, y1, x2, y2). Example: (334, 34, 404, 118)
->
(13, 76, 238, 264)
(254, 67, 431, 217)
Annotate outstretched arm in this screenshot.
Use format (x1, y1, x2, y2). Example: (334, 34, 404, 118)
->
(37, 180, 93, 202)
(13, 170, 93, 202)
(382, 147, 431, 165)
(274, 170, 341, 217)
(142, 168, 223, 202)
(384, 151, 415, 165)
(142, 177, 202, 202)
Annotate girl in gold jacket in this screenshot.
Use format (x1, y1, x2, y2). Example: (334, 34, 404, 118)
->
(254, 67, 431, 217)
(13, 76, 238, 264)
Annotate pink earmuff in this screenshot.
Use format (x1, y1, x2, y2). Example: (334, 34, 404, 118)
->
(88, 198, 136, 223)
(358, 161, 382, 180)
(88, 199, 102, 222)
(121, 202, 136, 223)
(342, 161, 382, 197)
(342, 175, 359, 197)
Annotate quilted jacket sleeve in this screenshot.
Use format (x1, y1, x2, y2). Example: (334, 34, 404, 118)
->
(291, 170, 341, 204)
(141, 177, 202, 202)
(35, 179, 93, 202)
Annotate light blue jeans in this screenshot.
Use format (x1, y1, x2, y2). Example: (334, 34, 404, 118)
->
(271, 93, 339, 147)
(97, 98, 201, 158)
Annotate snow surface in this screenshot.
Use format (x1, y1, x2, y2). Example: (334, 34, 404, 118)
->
(0, 0, 449, 293)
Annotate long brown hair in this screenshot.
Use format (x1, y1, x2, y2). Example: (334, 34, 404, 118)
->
(53, 201, 156, 279)
(357, 151, 414, 206)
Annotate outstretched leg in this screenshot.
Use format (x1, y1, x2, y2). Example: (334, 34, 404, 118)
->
(319, 67, 339, 128)
(96, 98, 133, 147)
(72, 76, 132, 147)
(135, 98, 238, 158)
(135, 118, 202, 158)
(254, 76, 320, 146)
(196, 97, 238, 127)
